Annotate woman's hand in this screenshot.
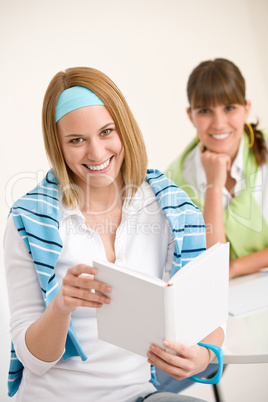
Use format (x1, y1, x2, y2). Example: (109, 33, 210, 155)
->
(201, 150, 231, 189)
(25, 264, 112, 363)
(54, 264, 112, 315)
(147, 340, 211, 380)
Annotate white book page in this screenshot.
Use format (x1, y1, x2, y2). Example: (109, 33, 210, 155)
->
(171, 243, 229, 346)
(95, 259, 166, 286)
(229, 271, 268, 316)
(168, 242, 221, 285)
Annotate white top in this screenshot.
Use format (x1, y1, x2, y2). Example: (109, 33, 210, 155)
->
(4, 182, 175, 402)
(182, 138, 268, 223)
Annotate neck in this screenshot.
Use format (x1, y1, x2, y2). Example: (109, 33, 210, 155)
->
(81, 176, 124, 214)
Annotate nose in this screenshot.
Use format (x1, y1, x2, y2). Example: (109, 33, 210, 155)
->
(211, 110, 226, 131)
(86, 138, 105, 162)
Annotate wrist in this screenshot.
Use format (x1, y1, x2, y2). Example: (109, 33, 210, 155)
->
(205, 184, 223, 194)
(229, 259, 240, 279)
(200, 345, 212, 367)
(194, 344, 212, 373)
(50, 293, 72, 318)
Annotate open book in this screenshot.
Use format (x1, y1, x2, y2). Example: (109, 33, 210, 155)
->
(93, 242, 229, 357)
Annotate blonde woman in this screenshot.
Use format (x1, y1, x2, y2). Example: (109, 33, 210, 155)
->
(4, 67, 224, 402)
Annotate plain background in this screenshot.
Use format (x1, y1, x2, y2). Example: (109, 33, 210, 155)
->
(1, 1, 268, 401)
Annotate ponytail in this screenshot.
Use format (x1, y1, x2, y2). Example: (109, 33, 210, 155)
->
(245, 122, 268, 166)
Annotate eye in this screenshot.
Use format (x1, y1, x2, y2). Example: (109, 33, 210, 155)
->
(70, 137, 83, 144)
(198, 108, 211, 114)
(100, 128, 113, 137)
(225, 105, 235, 112)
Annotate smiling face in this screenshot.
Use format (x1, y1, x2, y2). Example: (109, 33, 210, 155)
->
(187, 101, 251, 161)
(57, 105, 125, 195)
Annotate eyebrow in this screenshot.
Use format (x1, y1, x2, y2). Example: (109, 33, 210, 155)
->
(99, 122, 115, 131)
(64, 122, 116, 138)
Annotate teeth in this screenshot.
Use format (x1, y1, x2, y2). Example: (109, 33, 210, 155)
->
(86, 158, 111, 171)
(211, 133, 230, 139)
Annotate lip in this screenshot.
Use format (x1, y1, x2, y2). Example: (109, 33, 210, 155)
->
(83, 156, 113, 175)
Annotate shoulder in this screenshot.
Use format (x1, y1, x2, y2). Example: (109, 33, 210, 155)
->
(146, 169, 202, 214)
(10, 170, 61, 233)
(4, 213, 31, 258)
(11, 170, 59, 212)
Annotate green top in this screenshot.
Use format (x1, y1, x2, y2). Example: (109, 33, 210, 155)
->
(166, 133, 268, 260)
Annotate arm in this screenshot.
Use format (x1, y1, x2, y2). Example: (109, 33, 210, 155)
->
(147, 327, 224, 380)
(203, 185, 226, 248)
(25, 264, 112, 363)
(229, 247, 268, 279)
(4, 216, 112, 369)
(201, 151, 231, 248)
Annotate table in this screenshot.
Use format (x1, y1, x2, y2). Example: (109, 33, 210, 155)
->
(156, 272, 268, 402)
(222, 271, 268, 364)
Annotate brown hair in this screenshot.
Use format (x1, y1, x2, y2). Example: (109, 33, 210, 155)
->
(187, 58, 267, 166)
(42, 67, 148, 207)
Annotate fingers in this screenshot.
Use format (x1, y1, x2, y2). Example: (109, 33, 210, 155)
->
(201, 150, 231, 188)
(201, 150, 231, 170)
(162, 340, 192, 357)
(147, 341, 197, 380)
(65, 264, 112, 292)
(69, 264, 97, 277)
(61, 283, 110, 308)
(61, 264, 112, 309)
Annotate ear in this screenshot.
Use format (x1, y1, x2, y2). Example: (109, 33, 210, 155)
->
(186, 107, 193, 123)
(245, 100, 251, 119)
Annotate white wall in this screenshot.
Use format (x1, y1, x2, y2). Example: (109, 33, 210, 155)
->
(1, 1, 267, 400)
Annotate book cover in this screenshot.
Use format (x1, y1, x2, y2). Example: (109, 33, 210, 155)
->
(94, 242, 229, 356)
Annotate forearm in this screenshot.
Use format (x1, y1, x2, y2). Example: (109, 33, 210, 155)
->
(5, 217, 71, 364)
(25, 294, 71, 362)
(203, 186, 226, 248)
(26, 264, 111, 362)
(201, 326, 225, 363)
(230, 247, 268, 278)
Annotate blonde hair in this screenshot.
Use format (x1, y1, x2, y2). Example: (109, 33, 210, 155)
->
(42, 67, 148, 207)
(187, 58, 267, 166)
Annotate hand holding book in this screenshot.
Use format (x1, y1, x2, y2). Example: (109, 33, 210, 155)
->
(94, 242, 229, 385)
(148, 336, 223, 385)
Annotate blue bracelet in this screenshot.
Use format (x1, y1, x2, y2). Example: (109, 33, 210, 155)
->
(189, 342, 223, 384)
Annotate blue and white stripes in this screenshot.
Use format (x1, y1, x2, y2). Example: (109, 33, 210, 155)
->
(146, 169, 206, 277)
(11, 171, 62, 305)
(7, 169, 206, 396)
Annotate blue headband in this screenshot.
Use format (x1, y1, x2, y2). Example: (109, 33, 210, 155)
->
(55, 86, 105, 122)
